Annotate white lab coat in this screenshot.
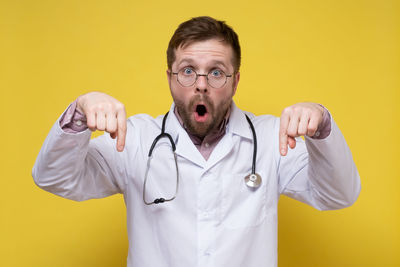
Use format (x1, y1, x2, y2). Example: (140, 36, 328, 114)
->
(32, 102, 361, 267)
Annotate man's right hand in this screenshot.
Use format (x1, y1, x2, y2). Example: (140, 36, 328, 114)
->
(77, 92, 127, 152)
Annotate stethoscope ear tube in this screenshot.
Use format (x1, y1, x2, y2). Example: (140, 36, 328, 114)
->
(148, 112, 176, 157)
(148, 133, 176, 157)
(143, 112, 179, 205)
(244, 114, 262, 188)
(245, 114, 257, 175)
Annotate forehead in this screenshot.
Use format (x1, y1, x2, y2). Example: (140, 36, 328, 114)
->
(173, 39, 234, 70)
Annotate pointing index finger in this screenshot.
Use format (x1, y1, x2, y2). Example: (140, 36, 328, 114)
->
(279, 112, 290, 156)
(116, 108, 127, 152)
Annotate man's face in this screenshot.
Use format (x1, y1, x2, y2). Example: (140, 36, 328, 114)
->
(167, 39, 240, 137)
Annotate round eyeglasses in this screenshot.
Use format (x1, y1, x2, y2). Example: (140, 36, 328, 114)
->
(171, 67, 233, 88)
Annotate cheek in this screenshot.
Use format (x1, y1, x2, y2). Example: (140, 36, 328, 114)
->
(214, 87, 234, 102)
(171, 85, 192, 103)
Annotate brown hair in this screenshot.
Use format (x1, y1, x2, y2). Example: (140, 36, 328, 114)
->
(167, 16, 241, 72)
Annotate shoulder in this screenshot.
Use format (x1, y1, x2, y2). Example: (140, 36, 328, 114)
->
(243, 111, 280, 134)
(122, 113, 164, 148)
(127, 113, 163, 131)
(252, 114, 279, 127)
(239, 111, 281, 164)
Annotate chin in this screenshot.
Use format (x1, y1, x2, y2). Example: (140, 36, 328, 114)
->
(189, 121, 210, 137)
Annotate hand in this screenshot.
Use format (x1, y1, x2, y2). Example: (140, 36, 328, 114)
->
(279, 102, 325, 156)
(77, 92, 127, 152)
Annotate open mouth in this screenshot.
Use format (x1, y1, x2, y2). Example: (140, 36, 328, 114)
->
(196, 104, 207, 116)
(194, 104, 209, 122)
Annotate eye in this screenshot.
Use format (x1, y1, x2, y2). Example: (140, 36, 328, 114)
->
(182, 67, 194, 75)
(210, 69, 222, 77)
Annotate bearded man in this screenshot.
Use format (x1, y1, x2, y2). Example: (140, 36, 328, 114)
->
(33, 16, 361, 267)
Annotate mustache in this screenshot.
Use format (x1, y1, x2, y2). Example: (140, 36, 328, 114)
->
(188, 95, 213, 110)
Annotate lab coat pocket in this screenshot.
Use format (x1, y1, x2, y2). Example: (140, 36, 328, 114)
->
(221, 172, 267, 229)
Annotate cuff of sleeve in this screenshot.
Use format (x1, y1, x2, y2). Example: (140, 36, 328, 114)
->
(59, 100, 88, 133)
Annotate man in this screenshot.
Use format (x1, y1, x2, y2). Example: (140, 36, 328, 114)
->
(33, 16, 361, 266)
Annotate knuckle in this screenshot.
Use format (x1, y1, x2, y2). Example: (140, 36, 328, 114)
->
(96, 104, 105, 112)
(100, 102, 113, 112)
(282, 107, 292, 115)
(298, 129, 306, 135)
(107, 125, 117, 133)
(104, 102, 113, 111)
(101, 102, 113, 112)
(115, 102, 125, 111)
(293, 106, 302, 113)
(86, 106, 96, 114)
(308, 125, 317, 133)
(312, 110, 322, 118)
(86, 120, 96, 129)
(287, 128, 296, 136)
(304, 108, 312, 116)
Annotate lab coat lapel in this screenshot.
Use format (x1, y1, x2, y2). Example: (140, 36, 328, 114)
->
(164, 104, 206, 168)
(205, 102, 253, 170)
(204, 132, 233, 170)
(228, 102, 254, 140)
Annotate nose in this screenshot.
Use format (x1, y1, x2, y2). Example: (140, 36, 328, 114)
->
(195, 74, 208, 93)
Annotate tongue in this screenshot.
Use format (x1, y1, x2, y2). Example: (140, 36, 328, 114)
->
(194, 112, 208, 122)
(194, 105, 208, 122)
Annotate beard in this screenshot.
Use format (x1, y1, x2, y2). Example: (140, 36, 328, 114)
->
(174, 94, 232, 138)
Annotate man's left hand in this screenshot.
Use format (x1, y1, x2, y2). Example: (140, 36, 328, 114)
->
(279, 102, 325, 156)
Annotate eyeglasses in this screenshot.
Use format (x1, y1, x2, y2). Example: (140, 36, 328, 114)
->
(171, 67, 233, 88)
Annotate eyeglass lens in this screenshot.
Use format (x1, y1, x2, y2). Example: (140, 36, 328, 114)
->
(177, 68, 227, 88)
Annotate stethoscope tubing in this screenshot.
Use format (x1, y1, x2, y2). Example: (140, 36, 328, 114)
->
(143, 111, 260, 205)
(245, 114, 257, 175)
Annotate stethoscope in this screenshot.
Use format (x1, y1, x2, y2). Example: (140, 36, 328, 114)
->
(143, 111, 262, 205)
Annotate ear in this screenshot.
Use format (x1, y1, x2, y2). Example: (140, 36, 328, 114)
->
(232, 71, 240, 96)
(166, 69, 171, 87)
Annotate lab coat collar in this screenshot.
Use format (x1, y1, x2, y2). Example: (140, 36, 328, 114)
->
(165, 103, 206, 167)
(227, 101, 254, 141)
(164, 101, 253, 168)
(164, 102, 182, 144)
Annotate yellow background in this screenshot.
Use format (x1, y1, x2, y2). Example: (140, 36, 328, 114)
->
(1, 0, 399, 266)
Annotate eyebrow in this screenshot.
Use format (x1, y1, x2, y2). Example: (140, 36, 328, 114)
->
(177, 59, 229, 71)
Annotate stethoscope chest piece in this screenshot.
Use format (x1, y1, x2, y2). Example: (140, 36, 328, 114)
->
(244, 173, 262, 188)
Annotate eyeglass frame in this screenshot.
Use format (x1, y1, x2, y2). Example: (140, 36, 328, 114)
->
(170, 68, 233, 89)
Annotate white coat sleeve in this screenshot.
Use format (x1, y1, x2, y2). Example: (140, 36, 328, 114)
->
(32, 115, 130, 201)
(277, 116, 361, 210)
